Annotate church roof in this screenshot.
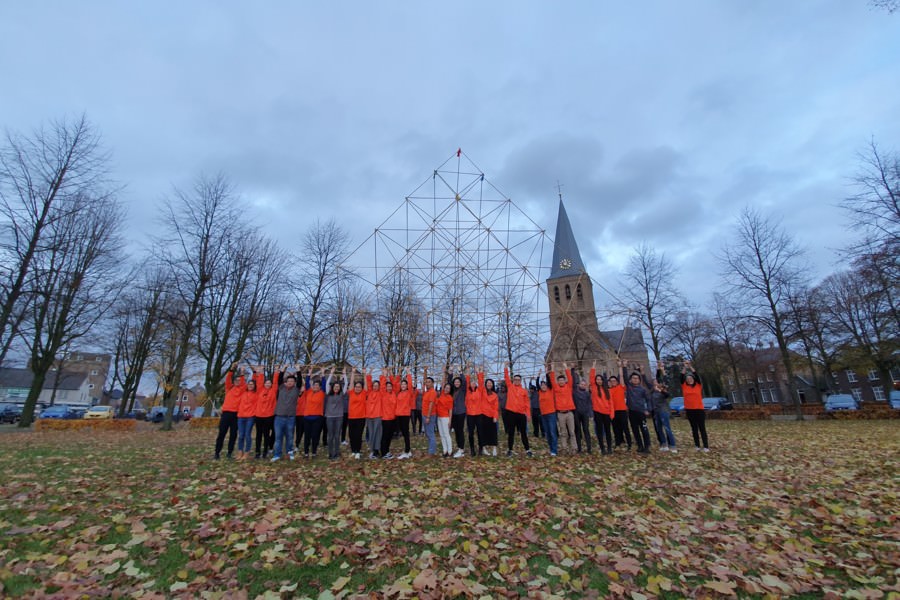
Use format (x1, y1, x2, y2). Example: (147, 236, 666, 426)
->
(549, 199, 586, 280)
(599, 328, 647, 355)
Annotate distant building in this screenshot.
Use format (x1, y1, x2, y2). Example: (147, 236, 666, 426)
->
(544, 199, 649, 376)
(830, 367, 900, 403)
(0, 368, 92, 408)
(28, 351, 111, 406)
(719, 346, 818, 406)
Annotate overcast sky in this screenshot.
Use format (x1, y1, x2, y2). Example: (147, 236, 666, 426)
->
(2, 1, 898, 317)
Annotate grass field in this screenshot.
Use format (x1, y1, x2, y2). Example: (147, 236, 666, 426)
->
(0, 419, 898, 598)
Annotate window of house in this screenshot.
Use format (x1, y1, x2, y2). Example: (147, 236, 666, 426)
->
(553, 286, 560, 304)
(564, 284, 571, 300)
(76, 354, 82, 361)
(766, 371, 773, 382)
(760, 388, 771, 403)
(846, 370, 858, 383)
(95, 356, 102, 361)
(868, 369, 879, 381)
(757, 374, 764, 383)
(730, 391, 738, 402)
(727, 376, 734, 386)
(851, 388, 863, 402)
(873, 387, 886, 401)
(90, 369, 97, 376)
(88, 383, 94, 389)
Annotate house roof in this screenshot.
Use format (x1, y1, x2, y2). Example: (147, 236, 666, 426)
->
(0, 368, 88, 391)
(599, 328, 646, 355)
(549, 199, 587, 280)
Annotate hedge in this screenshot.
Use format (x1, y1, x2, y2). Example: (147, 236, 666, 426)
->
(35, 419, 138, 431)
(189, 417, 220, 429)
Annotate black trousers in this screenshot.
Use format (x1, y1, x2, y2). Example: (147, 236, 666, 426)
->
(506, 411, 530, 452)
(411, 409, 423, 434)
(466, 414, 481, 455)
(215, 411, 238, 457)
(254, 415, 274, 456)
(381, 418, 396, 455)
(613, 410, 632, 448)
(686, 409, 709, 449)
(574, 412, 592, 453)
(451, 413, 466, 450)
(341, 412, 349, 442)
(531, 409, 544, 438)
(593, 412, 613, 453)
(479, 414, 498, 447)
(294, 416, 304, 450)
(395, 415, 411, 453)
(348, 418, 366, 454)
(501, 409, 512, 435)
(628, 410, 651, 451)
(303, 417, 324, 455)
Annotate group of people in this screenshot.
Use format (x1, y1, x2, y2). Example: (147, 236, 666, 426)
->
(212, 358, 712, 462)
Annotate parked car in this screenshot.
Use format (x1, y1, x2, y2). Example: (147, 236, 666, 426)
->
(121, 409, 147, 420)
(889, 390, 900, 410)
(148, 406, 182, 423)
(669, 397, 685, 416)
(83, 405, 113, 420)
(0, 404, 23, 424)
(824, 394, 860, 412)
(39, 405, 78, 419)
(703, 397, 734, 411)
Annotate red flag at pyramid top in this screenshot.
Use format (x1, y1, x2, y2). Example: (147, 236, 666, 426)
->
(457, 148, 461, 157)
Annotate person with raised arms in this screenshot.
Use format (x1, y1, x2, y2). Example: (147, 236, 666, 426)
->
(346, 369, 368, 460)
(254, 367, 280, 459)
(589, 361, 613, 456)
(503, 362, 533, 458)
(215, 361, 244, 460)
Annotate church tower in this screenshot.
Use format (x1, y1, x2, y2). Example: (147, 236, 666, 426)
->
(545, 199, 605, 370)
(545, 198, 651, 376)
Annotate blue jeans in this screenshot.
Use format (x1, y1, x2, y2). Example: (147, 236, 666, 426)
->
(653, 411, 676, 447)
(237, 417, 254, 452)
(542, 413, 559, 455)
(273, 415, 295, 459)
(423, 416, 437, 455)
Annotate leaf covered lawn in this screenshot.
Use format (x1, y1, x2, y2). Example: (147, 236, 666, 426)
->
(0, 420, 898, 598)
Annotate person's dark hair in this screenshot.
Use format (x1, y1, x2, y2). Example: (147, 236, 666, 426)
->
(426, 376, 435, 385)
(485, 378, 495, 392)
(285, 375, 296, 382)
(331, 381, 343, 395)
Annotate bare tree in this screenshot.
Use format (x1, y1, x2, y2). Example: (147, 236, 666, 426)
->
(615, 242, 682, 365)
(18, 193, 124, 426)
(719, 207, 808, 418)
(492, 286, 541, 374)
(374, 271, 426, 371)
(671, 307, 713, 364)
(870, 0, 899, 14)
(785, 285, 839, 401)
(326, 275, 364, 367)
(198, 231, 287, 407)
(843, 140, 899, 257)
(293, 219, 350, 365)
(819, 269, 898, 401)
(0, 115, 110, 367)
(154, 174, 240, 430)
(109, 266, 171, 416)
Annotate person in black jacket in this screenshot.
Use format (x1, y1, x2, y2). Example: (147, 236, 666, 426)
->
(624, 364, 652, 454)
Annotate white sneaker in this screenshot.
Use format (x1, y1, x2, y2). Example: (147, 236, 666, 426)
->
(660, 446, 669, 452)
(670, 448, 678, 453)
(341, 441, 348, 446)
(702, 448, 710, 453)
(289, 453, 295, 461)
(398, 452, 410, 460)
(270, 456, 280, 462)
(452, 449, 465, 458)
(492, 448, 497, 456)
(383, 452, 394, 459)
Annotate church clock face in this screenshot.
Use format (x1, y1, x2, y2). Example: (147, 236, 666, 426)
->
(559, 258, 572, 270)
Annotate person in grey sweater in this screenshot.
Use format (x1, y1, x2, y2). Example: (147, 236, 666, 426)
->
(650, 379, 677, 452)
(449, 372, 467, 458)
(571, 369, 593, 454)
(324, 367, 348, 460)
(272, 371, 301, 462)
(624, 365, 652, 454)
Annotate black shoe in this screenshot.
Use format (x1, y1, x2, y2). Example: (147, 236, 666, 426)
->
(526, 450, 533, 458)
(214, 454, 220, 460)
(506, 450, 513, 457)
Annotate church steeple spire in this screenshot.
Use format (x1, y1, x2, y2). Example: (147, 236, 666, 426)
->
(549, 198, 586, 280)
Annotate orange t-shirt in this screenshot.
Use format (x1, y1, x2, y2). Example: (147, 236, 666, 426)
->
(222, 371, 244, 413)
(538, 388, 556, 416)
(683, 382, 703, 410)
(255, 372, 279, 418)
(348, 388, 367, 419)
(609, 385, 626, 412)
(436, 392, 453, 418)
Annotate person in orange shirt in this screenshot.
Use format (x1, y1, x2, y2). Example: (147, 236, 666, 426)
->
(365, 370, 383, 458)
(503, 363, 533, 458)
(421, 368, 438, 456)
(590, 361, 613, 455)
(346, 370, 368, 460)
(465, 366, 483, 456)
(215, 362, 245, 460)
(302, 367, 328, 458)
(681, 362, 709, 451)
(609, 360, 632, 451)
(478, 370, 500, 456)
(236, 368, 261, 461)
(550, 363, 576, 454)
(436, 377, 454, 457)
(536, 369, 558, 456)
(380, 374, 399, 459)
(254, 368, 280, 459)
(395, 372, 415, 459)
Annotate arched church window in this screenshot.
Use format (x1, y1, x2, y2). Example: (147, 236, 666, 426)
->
(565, 284, 571, 300)
(553, 286, 560, 304)
(576, 284, 583, 306)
